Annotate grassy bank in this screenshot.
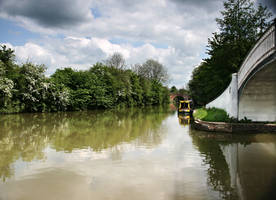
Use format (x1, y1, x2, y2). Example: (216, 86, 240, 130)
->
(193, 107, 276, 124)
(193, 107, 230, 122)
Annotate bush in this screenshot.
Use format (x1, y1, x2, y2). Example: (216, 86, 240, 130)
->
(0, 45, 170, 113)
(193, 107, 230, 122)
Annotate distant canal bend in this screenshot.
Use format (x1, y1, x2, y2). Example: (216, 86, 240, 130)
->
(0, 107, 275, 200)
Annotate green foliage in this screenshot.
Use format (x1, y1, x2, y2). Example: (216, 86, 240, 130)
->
(193, 108, 208, 120)
(170, 86, 178, 93)
(130, 73, 143, 105)
(0, 46, 69, 113)
(188, 0, 272, 106)
(105, 52, 126, 69)
(194, 108, 230, 122)
(0, 45, 15, 64)
(51, 63, 169, 110)
(178, 88, 188, 95)
(0, 45, 169, 113)
(133, 59, 169, 84)
(194, 107, 255, 123)
(14, 63, 69, 112)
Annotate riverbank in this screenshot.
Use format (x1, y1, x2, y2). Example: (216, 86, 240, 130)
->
(193, 119, 276, 133)
(193, 108, 276, 133)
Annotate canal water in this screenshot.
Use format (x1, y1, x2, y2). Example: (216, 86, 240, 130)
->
(0, 107, 275, 200)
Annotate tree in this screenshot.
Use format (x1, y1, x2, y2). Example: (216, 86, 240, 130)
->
(16, 63, 69, 112)
(0, 49, 17, 111)
(170, 86, 178, 93)
(0, 46, 170, 113)
(188, 0, 272, 106)
(17, 63, 48, 111)
(134, 59, 169, 84)
(213, 0, 272, 69)
(51, 68, 75, 88)
(0, 45, 15, 64)
(178, 87, 188, 95)
(0, 45, 18, 80)
(130, 73, 143, 105)
(105, 52, 126, 69)
(0, 63, 14, 107)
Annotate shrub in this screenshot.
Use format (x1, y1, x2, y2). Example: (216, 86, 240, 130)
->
(193, 107, 230, 122)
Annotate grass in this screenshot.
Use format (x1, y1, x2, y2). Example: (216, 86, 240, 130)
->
(193, 108, 276, 123)
(193, 108, 208, 120)
(193, 107, 230, 122)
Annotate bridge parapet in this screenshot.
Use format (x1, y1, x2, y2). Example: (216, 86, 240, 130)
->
(238, 22, 276, 89)
(206, 20, 276, 121)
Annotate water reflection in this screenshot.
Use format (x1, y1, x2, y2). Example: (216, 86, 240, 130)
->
(0, 106, 171, 182)
(177, 113, 191, 126)
(0, 108, 276, 200)
(189, 129, 238, 199)
(189, 130, 276, 200)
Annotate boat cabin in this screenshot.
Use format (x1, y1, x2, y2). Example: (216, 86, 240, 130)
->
(178, 100, 193, 114)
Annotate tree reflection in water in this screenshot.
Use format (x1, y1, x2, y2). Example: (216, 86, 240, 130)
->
(0, 106, 170, 182)
(189, 129, 239, 200)
(189, 129, 276, 200)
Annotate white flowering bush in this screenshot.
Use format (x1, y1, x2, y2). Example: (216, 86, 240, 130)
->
(0, 61, 14, 108)
(18, 63, 69, 112)
(0, 78, 14, 98)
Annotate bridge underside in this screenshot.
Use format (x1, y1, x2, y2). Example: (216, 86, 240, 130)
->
(239, 59, 276, 122)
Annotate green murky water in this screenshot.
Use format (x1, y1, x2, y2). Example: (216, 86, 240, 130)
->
(0, 107, 275, 200)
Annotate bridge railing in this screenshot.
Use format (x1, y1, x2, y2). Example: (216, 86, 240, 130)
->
(238, 22, 276, 89)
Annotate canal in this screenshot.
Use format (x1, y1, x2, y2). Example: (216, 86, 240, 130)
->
(0, 107, 275, 200)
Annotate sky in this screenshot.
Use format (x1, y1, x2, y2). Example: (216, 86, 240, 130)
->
(0, 0, 275, 88)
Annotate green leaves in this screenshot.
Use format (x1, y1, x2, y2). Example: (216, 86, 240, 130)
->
(0, 46, 70, 113)
(50, 64, 169, 111)
(0, 45, 15, 64)
(188, 0, 272, 106)
(133, 59, 169, 84)
(0, 44, 169, 113)
(194, 108, 230, 122)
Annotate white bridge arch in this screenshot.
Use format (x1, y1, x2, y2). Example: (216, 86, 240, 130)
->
(207, 20, 276, 122)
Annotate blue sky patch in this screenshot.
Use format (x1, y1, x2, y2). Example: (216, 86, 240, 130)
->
(151, 43, 168, 49)
(0, 19, 41, 46)
(109, 38, 145, 47)
(91, 8, 101, 19)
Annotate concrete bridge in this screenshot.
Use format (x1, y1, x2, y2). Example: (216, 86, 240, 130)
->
(220, 142, 276, 200)
(207, 20, 276, 122)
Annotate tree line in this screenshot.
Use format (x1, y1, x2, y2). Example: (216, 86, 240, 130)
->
(0, 48, 170, 113)
(188, 0, 272, 106)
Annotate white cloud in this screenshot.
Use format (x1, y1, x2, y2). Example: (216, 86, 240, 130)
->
(4, 37, 202, 88)
(0, 0, 224, 87)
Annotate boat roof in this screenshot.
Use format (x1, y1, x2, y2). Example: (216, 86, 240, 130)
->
(179, 100, 192, 103)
